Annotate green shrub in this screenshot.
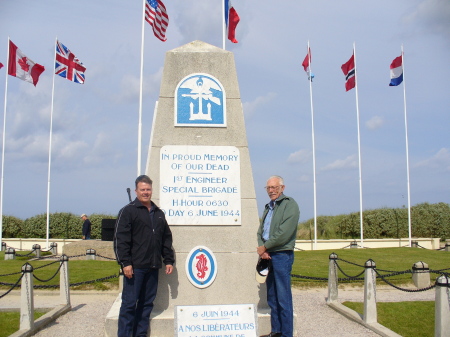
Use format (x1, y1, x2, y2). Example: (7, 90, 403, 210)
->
(1, 216, 24, 238)
(298, 202, 450, 240)
(15, 212, 116, 239)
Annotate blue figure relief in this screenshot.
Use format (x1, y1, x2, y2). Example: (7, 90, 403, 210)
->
(175, 74, 226, 126)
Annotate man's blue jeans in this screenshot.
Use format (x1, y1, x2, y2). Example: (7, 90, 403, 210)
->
(266, 251, 294, 337)
(118, 268, 159, 337)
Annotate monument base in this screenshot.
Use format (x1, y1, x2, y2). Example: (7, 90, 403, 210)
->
(62, 240, 115, 260)
(104, 294, 272, 337)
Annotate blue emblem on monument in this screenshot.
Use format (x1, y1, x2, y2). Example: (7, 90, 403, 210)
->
(175, 73, 226, 127)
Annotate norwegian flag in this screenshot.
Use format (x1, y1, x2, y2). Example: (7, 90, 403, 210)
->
(145, 0, 169, 42)
(55, 41, 86, 84)
(341, 54, 355, 91)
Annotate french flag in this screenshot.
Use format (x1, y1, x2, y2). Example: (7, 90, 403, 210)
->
(389, 55, 403, 86)
(225, 0, 240, 43)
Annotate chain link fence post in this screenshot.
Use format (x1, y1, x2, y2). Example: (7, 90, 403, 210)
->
(86, 248, 96, 260)
(20, 262, 34, 331)
(50, 242, 58, 255)
(435, 275, 450, 337)
(363, 259, 377, 324)
(412, 261, 430, 288)
(32, 244, 41, 258)
(59, 254, 70, 306)
(327, 253, 338, 304)
(5, 247, 15, 260)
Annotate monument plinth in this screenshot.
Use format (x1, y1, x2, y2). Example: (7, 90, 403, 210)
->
(105, 40, 270, 336)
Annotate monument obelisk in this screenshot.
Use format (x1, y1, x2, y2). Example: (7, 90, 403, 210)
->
(105, 40, 270, 336)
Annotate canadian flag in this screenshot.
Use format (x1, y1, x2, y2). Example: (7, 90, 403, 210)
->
(8, 40, 45, 86)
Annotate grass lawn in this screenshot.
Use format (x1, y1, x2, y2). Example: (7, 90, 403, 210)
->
(0, 247, 448, 337)
(292, 247, 450, 288)
(0, 310, 47, 337)
(343, 301, 434, 337)
(0, 252, 120, 290)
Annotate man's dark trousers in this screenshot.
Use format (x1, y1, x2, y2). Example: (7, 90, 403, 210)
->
(118, 268, 159, 337)
(266, 250, 294, 337)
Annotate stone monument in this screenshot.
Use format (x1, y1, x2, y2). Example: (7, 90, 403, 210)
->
(105, 40, 270, 336)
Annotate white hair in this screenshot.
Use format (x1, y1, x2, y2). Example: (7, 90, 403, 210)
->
(267, 175, 284, 185)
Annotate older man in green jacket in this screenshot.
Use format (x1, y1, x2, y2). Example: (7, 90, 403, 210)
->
(257, 175, 300, 337)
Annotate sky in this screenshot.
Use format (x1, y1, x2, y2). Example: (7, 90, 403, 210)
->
(0, 0, 448, 223)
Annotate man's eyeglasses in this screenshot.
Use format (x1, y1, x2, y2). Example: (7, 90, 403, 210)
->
(264, 185, 283, 191)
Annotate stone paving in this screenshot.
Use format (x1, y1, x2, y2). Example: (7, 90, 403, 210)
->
(0, 286, 435, 336)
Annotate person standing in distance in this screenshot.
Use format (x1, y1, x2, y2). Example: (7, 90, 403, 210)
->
(114, 175, 174, 337)
(80, 214, 91, 240)
(257, 175, 300, 337)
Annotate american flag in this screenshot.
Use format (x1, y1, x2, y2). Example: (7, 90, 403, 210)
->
(55, 41, 86, 84)
(145, 0, 169, 42)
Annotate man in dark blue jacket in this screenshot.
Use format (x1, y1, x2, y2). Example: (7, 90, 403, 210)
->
(114, 175, 174, 337)
(81, 214, 91, 240)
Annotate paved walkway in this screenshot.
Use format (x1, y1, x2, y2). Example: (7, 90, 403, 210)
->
(0, 286, 434, 336)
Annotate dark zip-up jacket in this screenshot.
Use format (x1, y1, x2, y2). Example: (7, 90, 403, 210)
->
(82, 219, 91, 237)
(114, 198, 174, 269)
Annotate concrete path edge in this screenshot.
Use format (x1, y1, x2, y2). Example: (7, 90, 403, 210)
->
(8, 304, 72, 337)
(327, 302, 402, 337)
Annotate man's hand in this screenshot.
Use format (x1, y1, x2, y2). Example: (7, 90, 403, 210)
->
(257, 245, 267, 256)
(165, 265, 173, 275)
(82, 236, 85, 240)
(123, 265, 133, 279)
(260, 251, 271, 259)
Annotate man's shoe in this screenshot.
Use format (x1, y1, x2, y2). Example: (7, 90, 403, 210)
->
(260, 333, 282, 337)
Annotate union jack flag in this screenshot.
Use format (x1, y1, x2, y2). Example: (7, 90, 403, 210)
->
(55, 41, 86, 84)
(145, 0, 169, 42)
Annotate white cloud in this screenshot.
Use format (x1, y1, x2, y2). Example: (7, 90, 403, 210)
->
(242, 92, 277, 118)
(113, 68, 163, 104)
(366, 116, 384, 130)
(404, 0, 450, 38)
(415, 148, 450, 170)
(321, 155, 358, 171)
(287, 149, 311, 164)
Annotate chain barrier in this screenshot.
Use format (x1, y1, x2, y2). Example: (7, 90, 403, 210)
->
(0, 273, 119, 290)
(430, 268, 450, 274)
(69, 274, 118, 287)
(336, 257, 366, 268)
(95, 253, 116, 260)
(33, 254, 61, 260)
(334, 260, 365, 279)
(15, 249, 36, 257)
(291, 273, 328, 282)
(0, 274, 23, 299)
(33, 263, 63, 283)
(374, 269, 436, 292)
(33, 260, 60, 270)
(0, 270, 22, 277)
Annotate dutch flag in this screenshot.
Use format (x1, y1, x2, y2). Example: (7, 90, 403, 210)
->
(389, 55, 403, 86)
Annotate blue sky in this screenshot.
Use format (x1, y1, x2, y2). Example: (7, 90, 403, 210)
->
(0, 0, 448, 222)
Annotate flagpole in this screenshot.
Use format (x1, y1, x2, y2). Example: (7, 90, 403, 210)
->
(306, 41, 318, 250)
(400, 44, 412, 247)
(45, 37, 58, 249)
(222, 0, 226, 49)
(0, 37, 11, 249)
(353, 42, 364, 248)
(137, 0, 147, 176)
